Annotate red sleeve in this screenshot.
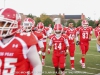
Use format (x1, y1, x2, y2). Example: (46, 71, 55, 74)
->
(62, 34, 68, 39)
(33, 31, 43, 40)
(63, 27, 67, 31)
(76, 27, 79, 31)
(49, 34, 55, 39)
(89, 26, 93, 31)
(16, 32, 38, 47)
(45, 27, 49, 31)
(94, 27, 98, 37)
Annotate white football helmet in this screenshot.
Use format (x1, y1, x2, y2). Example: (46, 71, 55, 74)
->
(37, 22, 44, 32)
(22, 18, 35, 32)
(81, 20, 89, 28)
(0, 8, 21, 37)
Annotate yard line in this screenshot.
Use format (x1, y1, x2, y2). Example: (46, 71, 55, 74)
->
(91, 39, 96, 40)
(96, 64, 100, 66)
(44, 65, 94, 75)
(76, 53, 100, 56)
(87, 67, 100, 70)
(95, 73, 100, 75)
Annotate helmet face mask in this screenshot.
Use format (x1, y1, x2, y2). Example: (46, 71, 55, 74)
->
(55, 30, 62, 37)
(22, 18, 35, 32)
(81, 20, 89, 28)
(82, 24, 88, 28)
(23, 22, 33, 32)
(69, 23, 74, 28)
(38, 28, 43, 32)
(55, 30, 61, 34)
(0, 10, 20, 38)
(54, 24, 63, 37)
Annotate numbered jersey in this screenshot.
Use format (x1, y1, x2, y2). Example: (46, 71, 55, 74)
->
(94, 27, 100, 38)
(50, 34, 67, 51)
(65, 27, 77, 43)
(78, 27, 91, 42)
(41, 28, 49, 42)
(0, 33, 37, 75)
(63, 27, 68, 33)
(33, 31, 43, 40)
(33, 31, 43, 52)
(76, 26, 82, 31)
(41, 27, 49, 36)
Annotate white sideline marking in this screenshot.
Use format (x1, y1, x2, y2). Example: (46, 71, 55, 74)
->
(91, 39, 96, 40)
(95, 73, 100, 75)
(44, 65, 94, 75)
(96, 64, 100, 66)
(87, 67, 100, 70)
(76, 53, 100, 56)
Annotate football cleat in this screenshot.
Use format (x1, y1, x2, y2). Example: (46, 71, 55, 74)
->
(82, 63, 85, 68)
(71, 67, 75, 70)
(61, 71, 65, 75)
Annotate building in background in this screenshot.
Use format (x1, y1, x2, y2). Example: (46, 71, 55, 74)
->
(48, 13, 85, 23)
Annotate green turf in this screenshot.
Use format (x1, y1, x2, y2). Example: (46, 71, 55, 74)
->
(41, 38, 100, 75)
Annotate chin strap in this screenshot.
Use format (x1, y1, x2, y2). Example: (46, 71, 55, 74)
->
(3, 35, 14, 39)
(56, 34, 61, 38)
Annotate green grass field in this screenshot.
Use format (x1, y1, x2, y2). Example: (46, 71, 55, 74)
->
(42, 32, 100, 75)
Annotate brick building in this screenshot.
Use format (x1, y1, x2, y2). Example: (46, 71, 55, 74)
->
(48, 13, 85, 23)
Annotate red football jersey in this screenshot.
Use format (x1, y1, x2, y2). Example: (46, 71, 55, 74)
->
(45, 27, 49, 31)
(65, 27, 77, 43)
(33, 31, 43, 40)
(49, 34, 55, 39)
(50, 34, 67, 51)
(89, 26, 93, 31)
(63, 27, 68, 31)
(40, 28, 49, 42)
(94, 27, 100, 38)
(76, 26, 82, 31)
(0, 32, 37, 75)
(40, 27, 48, 36)
(78, 27, 91, 42)
(33, 31, 43, 52)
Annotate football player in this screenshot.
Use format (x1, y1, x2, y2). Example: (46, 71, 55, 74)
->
(22, 18, 44, 74)
(47, 24, 53, 36)
(76, 20, 92, 68)
(47, 24, 69, 75)
(22, 18, 44, 54)
(94, 22, 100, 52)
(65, 22, 77, 70)
(37, 22, 49, 66)
(0, 8, 42, 75)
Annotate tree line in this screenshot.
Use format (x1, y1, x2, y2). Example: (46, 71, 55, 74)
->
(27, 13, 100, 28)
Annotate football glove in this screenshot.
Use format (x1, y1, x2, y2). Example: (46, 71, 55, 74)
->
(76, 41, 80, 45)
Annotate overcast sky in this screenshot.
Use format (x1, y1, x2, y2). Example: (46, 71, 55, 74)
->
(0, 0, 100, 20)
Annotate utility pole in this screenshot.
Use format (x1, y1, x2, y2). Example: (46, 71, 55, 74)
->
(94, 11, 96, 21)
(4, 0, 6, 8)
